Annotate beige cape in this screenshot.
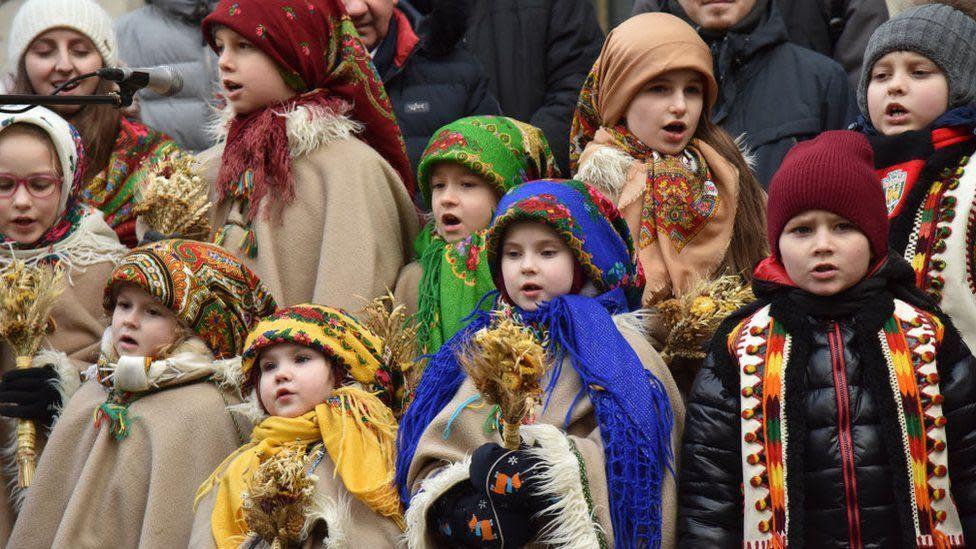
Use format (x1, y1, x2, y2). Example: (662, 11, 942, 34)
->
(403, 324, 685, 548)
(7, 338, 249, 549)
(198, 105, 419, 311)
(393, 260, 422, 317)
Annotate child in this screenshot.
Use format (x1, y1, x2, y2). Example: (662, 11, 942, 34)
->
(198, 0, 419, 310)
(6, 0, 179, 246)
(397, 180, 684, 547)
(855, 2, 976, 352)
(394, 115, 558, 354)
(0, 106, 127, 545)
(570, 12, 768, 305)
(7, 239, 277, 548)
(192, 303, 408, 547)
(678, 131, 976, 547)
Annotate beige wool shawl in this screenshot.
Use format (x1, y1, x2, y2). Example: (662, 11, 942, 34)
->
(199, 104, 420, 312)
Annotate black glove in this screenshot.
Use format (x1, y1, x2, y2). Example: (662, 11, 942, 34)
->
(0, 366, 62, 427)
(469, 443, 543, 510)
(430, 477, 536, 548)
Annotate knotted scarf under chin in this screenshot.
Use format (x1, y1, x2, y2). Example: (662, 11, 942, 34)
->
(396, 289, 674, 549)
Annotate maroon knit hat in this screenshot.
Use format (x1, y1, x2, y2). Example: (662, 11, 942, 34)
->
(766, 130, 888, 261)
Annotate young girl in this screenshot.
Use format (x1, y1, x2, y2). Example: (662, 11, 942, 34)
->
(198, 0, 419, 310)
(192, 303, 408, 547)
(7, 239, 277, 548)
(397, 180, 684, 547)
(0, 107, 126, 546)
(855, 2, 976, 352)
(679, 130, 976, 547)
(394, 115, 557, 354)
(6, 0, 179, 246)
(570, 12, 767, 305)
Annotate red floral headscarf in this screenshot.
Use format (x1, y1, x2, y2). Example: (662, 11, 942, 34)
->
(202, 0, 414, 224)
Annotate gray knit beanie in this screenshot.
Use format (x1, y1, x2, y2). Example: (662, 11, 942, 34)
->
(858, 3, 976, 115)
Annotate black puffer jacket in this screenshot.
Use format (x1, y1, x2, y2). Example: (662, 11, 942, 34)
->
(629, 0, 857, 187)
(465, 0, 604, 174)
(678, 260, 976, 548)
(374, 0, 500, 174)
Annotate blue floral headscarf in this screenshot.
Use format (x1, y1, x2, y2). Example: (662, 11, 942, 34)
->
(397, 180, 674, 549)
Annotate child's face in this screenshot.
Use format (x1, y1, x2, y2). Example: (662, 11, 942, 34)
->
(430, 162, 498, 243)
(341, 0, 395, 50)
(111, 285, 181, 357)
(500, 222, 576, 311)
(625, 68, 705, 155)
(214, 27, 297, 116)
(867, 51, 949, 136)
(0, 129, 62, 244)
(257, 342, 335, 418)
(23, 29, 103, 117)
(778, 210, 871, 297)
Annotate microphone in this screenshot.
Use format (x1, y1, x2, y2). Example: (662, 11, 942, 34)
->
(97, 66, 184, 96)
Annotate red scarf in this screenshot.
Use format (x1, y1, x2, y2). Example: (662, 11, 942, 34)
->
(876, 127, 972, 217)
(202, 0, 414, 223)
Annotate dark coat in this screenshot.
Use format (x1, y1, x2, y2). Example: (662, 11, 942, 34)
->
(632, 0, 889, 85)
(678, 271, 976, 548)
(374, 0, 500, 174)
(464, 0, 605, 174)
(630, 0, 859, 187)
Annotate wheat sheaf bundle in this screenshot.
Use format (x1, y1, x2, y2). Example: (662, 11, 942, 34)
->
(241, 445, 317, 549)
(459, 316, 549, 449)
(358, 293, 421, 414)
(133, 153, 211, 240)
(0, 259, 65, 487)
(655, 275, 754, 364)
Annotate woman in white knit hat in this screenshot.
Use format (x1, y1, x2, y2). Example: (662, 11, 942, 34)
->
(5, 0, 181, 247)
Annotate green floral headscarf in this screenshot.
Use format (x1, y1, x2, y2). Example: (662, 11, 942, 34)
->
(413, 116, 558, 354)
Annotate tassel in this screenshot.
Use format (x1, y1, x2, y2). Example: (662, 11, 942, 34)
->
(239, 226, 258, 259)
(93, 396, 134, 441)
(482, 404, 500, 436)
(212, 224, 230, 247)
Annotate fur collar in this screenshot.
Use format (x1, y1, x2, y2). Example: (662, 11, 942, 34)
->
(209, 101, 363, 159)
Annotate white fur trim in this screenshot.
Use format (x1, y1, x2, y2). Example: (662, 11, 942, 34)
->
(612, 309, 656, 342)
(210, 356, 244, 394)
(34, 349, 80, 425)
(305, 491, 353, 548)
(575, 146, 636, 203)
(401, 456, 472, 549)
(521, 423, 605, 548)
(227, 389, 269, 425)
(733, 133, 758, 173)
(208, 102, 363, 159)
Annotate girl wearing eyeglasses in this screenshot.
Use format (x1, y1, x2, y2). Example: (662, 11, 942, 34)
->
(0, 106, 127, 542)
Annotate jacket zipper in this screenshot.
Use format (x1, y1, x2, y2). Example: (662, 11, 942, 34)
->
(829, 322, 863, 549)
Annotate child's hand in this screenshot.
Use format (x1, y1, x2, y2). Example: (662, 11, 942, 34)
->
(0, 366, 61, 427)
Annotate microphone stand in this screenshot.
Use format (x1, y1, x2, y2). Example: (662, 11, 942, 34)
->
(0, 70, 140, 113)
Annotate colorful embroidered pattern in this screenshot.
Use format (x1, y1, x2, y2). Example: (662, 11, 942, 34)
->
(485, 180, 644, 304)
(82, 118, 178, 247)
(241, 304, 406, 412)
(104, 239, 277, 358)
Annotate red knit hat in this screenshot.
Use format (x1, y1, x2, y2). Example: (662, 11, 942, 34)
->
(766, 130, 888, 261)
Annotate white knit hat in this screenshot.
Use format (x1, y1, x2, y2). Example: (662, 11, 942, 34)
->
(6, 0, 118, 68)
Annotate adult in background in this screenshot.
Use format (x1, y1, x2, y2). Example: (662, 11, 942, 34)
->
(341, 0, 500, 173)
(465, 0, 604, 174)
(114, 0, 220, 153)
(631, 0, 857, 187)
(5, 0, 179, 247)
(633, 0, 890, 86)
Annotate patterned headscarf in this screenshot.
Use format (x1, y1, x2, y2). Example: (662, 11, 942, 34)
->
(104, 239, 277, 359)
(0, 106, 86, 249)
(485, 179, 644, 308)
(201, 0, 413, 227)
(416, 116, 558, 207)
(240, 303, 406, 412)
(412, 117, 558, 354)
(398, 181, 673, 549)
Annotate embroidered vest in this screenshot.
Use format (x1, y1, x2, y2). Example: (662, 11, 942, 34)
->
(730, 300, 964, 548)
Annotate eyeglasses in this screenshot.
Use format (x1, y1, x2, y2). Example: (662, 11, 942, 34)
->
(0, 173, 60, 199)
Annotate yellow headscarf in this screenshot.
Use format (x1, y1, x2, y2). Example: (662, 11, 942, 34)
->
(196, 305, 406, 547)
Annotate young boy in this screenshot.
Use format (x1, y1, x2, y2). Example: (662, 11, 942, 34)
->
(393, 115, 557, 354)
(191, 304, 406, 547)
(857, 1, 976, 350)
(679, 131, 976, 547)
(397, 180, 683, 547)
